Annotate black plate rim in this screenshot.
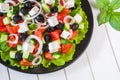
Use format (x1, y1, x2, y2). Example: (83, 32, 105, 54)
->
(0, 0, 94, 74)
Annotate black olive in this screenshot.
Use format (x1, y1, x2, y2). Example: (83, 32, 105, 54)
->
(44, 34, 52, 43)
(55, 22, 63, 30)
(15, 52, 22, 61)
(43, 44, 49, 52)
(20, 33, 27, 42)
(35, 14, 45, 23)
(47, 27, 55, 32)
(50, 6, 58, 13)
(70, 4, 77, 10)
(13, 15, 22, 23)
(0, 12, 3, 17)
(25, 1, 33, 9)
(20, 7, 29, 15)
(71, 23, 79, 30)
(36, 0, 41, 2)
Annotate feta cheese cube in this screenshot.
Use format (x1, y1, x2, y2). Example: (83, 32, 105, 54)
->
(22, 42, 35, 53)
(48, 16, 59, 27)
(65, 0, 75, 8)
(29, 6, 39, 16)
(60, 30, 70, 39)
(48, 40, 60, 53)
(18, 22, 29, 33)
(45, 0, 55, 5)
(0, 3, 10, 11)
(74, 14, 82, 23)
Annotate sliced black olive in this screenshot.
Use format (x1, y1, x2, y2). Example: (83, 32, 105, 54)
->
(20, 7, 29, 15)
(15, 52, 22, 61)
(20, 33, 27, 42)
(36, 0, 41, 2)
(24, 1, 33, 9)
(50, 6, 58, 13)
(71, 23, 79, 30)
(13, 15, 22, 23)
(44, 34, 52, 43)
(35, 14, 45, 23)
(0, 12, 3, 17)
(43, 44, 49, 52)
(47, 27, 55, 32)
(55, 22, 63, 30)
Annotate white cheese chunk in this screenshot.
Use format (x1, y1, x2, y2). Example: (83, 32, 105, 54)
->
(48, 40, 60, 53)
(29, 6, 39, 16)
(74, 14, 82, 23)
(0, 3, 10, 11)
(18, 22, 29, 33)
(65, 0, 75, 8)
(22, 42, 35, 53)
(48, 16, 59, 27)
(60, 30, 70, 39)
(45, 0, 55, 5)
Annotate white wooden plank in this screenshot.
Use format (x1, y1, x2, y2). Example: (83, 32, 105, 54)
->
(9, 69, 38, 80)
(86, 0, 120, 80)
(105, 23, 120, 69)
(0, 64, 9, 80)
(38, 70, 66, 80)
(65, 53, 94, 80)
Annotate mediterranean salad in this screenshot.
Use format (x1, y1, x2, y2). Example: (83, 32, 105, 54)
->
(0, 0, 88, 70)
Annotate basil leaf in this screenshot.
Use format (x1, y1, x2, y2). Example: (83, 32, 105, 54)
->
(96, 0, 110, 9)
(110, 0, 120, 10)
(98, 10, 111, 25)
(109, 12, 120, 31)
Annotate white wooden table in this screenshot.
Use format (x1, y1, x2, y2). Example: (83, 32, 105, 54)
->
(1, 0, 120, 80)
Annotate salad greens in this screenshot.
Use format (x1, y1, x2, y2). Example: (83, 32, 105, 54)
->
(96, 0, 120, 31)
(0, 0, 88, 70)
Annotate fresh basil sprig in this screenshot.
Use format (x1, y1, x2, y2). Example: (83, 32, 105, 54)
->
(96, 0, 120, 31)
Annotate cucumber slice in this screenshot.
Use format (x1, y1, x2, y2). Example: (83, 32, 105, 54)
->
(30, 39, 36, 45)
(7, 11, 13, 18)
(42, 4, 50, 13)
(22, 52, 30, 59)
(0, 33, 8, 42)
(29, 23, 37, 30)
(10, 51, 16, 59)
(28, 54, 35, 62)
(52, 52, 61, 59)
(63, 23, 70, 31)
(58, 5, 64, 12)
(17, 44, 22, 51)
(3, 17, 11, 25)
(12, 6, 19, 14)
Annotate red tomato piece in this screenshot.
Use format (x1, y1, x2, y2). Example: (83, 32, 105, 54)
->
(20, 59, 33, 66)
(61, 44, 73, 53)
(12, 26, 19, 33)
(70, 30, 78, 40)
(45, 51, 54, 60)
(6, 25, 14, 34)
(34, 29, 42, 39)
(50, 30, 61, 41)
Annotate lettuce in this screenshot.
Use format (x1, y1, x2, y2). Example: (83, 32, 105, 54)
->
(42, 44, 75, 68)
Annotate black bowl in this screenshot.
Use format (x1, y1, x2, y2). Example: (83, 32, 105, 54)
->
(0, 0, 93, 74)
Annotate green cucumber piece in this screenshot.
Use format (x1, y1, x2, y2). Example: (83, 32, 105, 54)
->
(12, 6, 19, 14)
(3, 17, 11, 25)
(42, 4, 50, 13)
(28, 54, 35, 62)
(10, 51, 16, 59)
(0, 33, 8, 42)
(52, 52, 61, 59)
(19, 3, 24, 8)
(30, 39, 36, 45)
(29, 23, 37, 30)
(22, 52, 30, 59)
(17, 44, 22, 51)
(58, 5, 64, 12)
(7, 11, 13, 18)
(63, 23, 70, 31)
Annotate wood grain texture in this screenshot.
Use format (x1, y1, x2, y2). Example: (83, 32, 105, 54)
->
(38, 70, 66, 80)
(9, 69, 38, 80)
(0, 64, 9, 80)
(65, 53, 94, 80)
